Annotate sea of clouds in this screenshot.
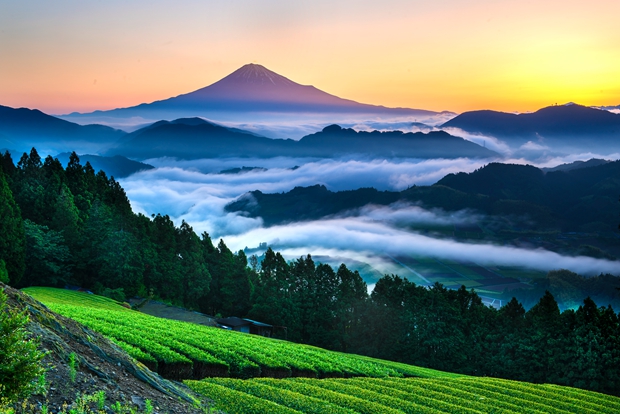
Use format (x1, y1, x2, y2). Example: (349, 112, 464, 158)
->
(119, 148, 620, 279)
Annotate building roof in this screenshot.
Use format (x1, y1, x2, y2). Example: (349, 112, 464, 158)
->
(216, 316, 251, 328)
(216, 317, 273, 329)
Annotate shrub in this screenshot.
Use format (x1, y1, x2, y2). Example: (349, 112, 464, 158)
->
(0, 287, 46, 407)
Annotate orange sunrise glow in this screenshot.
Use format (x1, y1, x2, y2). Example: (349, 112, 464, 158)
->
(1, 0, 618, 115)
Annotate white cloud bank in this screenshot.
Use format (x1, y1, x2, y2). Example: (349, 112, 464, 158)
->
(223, 217, 619, 276)
(119, 156, 620, 278)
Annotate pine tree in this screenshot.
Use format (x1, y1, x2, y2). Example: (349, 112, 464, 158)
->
(177, 221, 210, 310)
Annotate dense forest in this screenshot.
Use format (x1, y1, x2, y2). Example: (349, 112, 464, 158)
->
(1, 148, 620, 396)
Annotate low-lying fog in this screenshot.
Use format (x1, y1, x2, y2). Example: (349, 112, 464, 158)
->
(120, 152, 620, 280)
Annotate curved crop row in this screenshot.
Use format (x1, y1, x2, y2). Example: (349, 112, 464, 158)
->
(341, 377, 513, 413)
(189, 377, 620, 414)
(185, 381, 302, 414)
(202, 378, 356, 414)
(244, 378, 406, 414)
(297, 378, 469, 414)
(462, 377, 618, 414)
(379, 377, 547, 414)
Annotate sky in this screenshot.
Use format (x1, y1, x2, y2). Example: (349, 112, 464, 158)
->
(1, 0, 619, 115)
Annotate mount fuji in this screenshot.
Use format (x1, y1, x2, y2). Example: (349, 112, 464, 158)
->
(59, 64, 447, 134)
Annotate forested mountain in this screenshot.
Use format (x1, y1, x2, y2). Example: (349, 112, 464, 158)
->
(105, 119, 497, 160)
(227, 160, 620, 233)
(2, 148, 620, 396)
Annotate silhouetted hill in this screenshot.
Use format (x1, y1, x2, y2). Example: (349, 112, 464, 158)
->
(541, 158, 611, 173)
(437, 161, 620, 230)
(296, 125, 497, 158)
(0, 105, 126, 153)
(55, 153, 154, 178)
(227, 160, 620, 233)
(442, 104, 620, 151)
(106, 120, 498, 160)
(227, 185, 401, 226)
(104, 118, 297, 159)
(219, 166, 267, 174)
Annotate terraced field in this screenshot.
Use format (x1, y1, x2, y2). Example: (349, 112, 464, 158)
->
(187, 377, 620, 414)
(24, 287, 457, 380)
(25, 287, 620, 413)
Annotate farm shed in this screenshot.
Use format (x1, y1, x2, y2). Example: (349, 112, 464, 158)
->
(217, 317, 273, 337)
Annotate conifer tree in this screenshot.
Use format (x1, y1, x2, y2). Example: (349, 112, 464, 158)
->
(0, 169, 25, 285)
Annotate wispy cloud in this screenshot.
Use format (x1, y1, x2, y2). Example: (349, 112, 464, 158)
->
(440, 127, 512, 155)
(222, 216, 619, 276)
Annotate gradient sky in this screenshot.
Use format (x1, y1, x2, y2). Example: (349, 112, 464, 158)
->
(1, 0, 619, 115)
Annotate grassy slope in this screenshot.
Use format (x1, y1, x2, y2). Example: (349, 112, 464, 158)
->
(25, 287, 620, 414)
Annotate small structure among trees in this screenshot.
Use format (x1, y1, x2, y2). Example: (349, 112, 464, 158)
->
(216, 316, 273, 337)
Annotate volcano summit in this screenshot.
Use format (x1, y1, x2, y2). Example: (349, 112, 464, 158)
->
(60, 64, 444, 129)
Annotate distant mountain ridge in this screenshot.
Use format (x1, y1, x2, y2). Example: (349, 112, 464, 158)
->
(61, 64, 443, 123)
(0, 104, 125, 154)
(441, 104, 620, 152)
(541, 158, 611, 173)
(105, 118, 498, 160)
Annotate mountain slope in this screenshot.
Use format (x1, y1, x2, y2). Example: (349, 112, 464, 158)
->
(441, 104, 620, 150)
(61, 64, 441, 122)
(1, 283, 203, 413)
(540, 158, 611, 173)
(105, 117, 296, 159)
(0, 105, 126, 154)
(105, 120, 497, 160)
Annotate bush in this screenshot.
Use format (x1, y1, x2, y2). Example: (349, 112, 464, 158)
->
(0, 287, 46, 407)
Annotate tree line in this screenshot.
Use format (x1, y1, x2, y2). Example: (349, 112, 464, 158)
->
(1, 148, 619, 396)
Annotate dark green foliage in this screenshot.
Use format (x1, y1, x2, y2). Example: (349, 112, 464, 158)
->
(0, 152, 16, 184)
(0, 168, 25, 285)
(505, 270, 620, 311)
(177, 221, 211, 310)
(248, 248, 293, 333)
(359, 282, 620, 396)
(0, 287, 46, 405)
(14, 148, 46, 224)
(22, 220, 72, 287)
(0, 261, 8, 284)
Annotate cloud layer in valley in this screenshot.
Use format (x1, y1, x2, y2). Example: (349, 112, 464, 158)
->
(222, 217, 619, 277)
(119, 155, 620, 280)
